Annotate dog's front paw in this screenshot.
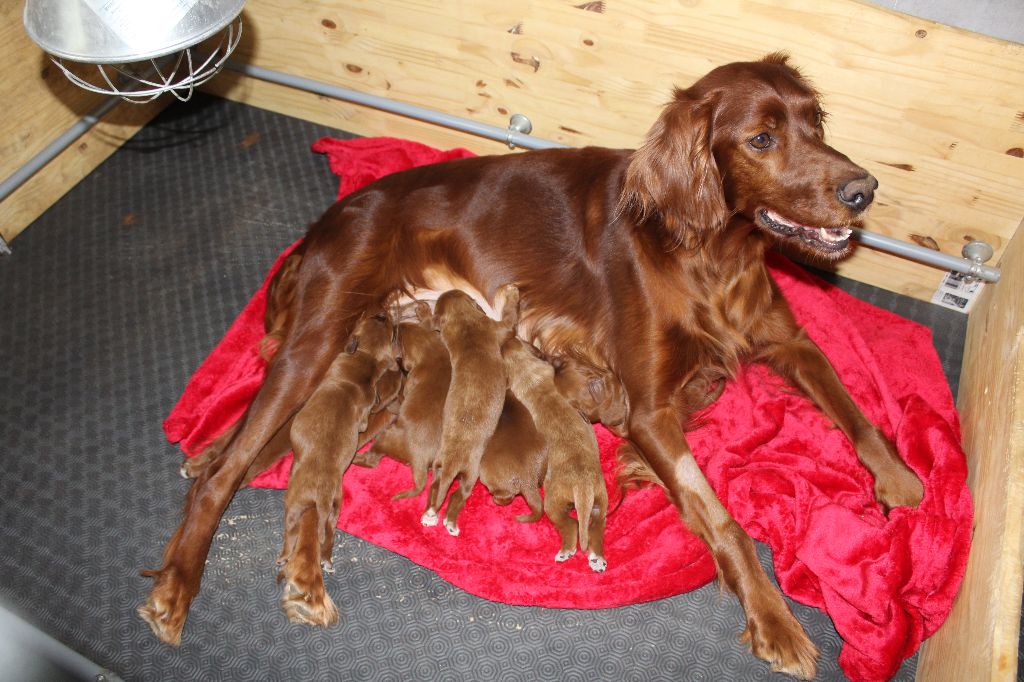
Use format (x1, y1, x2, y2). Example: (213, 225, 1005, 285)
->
(420, 509, 439, 526)
(740, 603, 818, 680)
(554, 549, 576, 563)
(444, 519, 460, 536)
(138, 568, 193, 645)
(874, 464, 924, 511)
(588, 552, 607, 573)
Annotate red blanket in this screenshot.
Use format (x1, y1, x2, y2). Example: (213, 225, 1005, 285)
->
(164, 136, 971, 682)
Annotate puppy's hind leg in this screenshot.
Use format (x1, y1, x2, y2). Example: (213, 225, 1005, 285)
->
(545, 498, 578, 563)
(514, 486, 544, 523)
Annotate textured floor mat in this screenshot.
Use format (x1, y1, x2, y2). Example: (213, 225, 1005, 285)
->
(0, 93, 967, 681)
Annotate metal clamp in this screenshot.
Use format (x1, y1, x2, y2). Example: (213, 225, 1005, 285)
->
(961, 240, 995, 283)
(506, 113, 533, 149)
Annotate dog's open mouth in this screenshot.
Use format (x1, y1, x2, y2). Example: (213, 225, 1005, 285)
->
(757, 209, 852, 253)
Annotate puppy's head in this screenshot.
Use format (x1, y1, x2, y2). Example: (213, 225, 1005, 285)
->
(395, 320, 443, 372)
(432, 289, 486, 331)
(347, 311, 398, 371)
(552, 356, 629, 435)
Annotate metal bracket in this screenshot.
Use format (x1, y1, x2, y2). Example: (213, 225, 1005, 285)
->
(506, 113, 533, 149)
(961, 240, 994, 283)
(0, 234, 10, 256)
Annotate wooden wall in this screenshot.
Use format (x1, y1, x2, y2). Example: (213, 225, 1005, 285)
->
(917, 221, 1024, 681)
(0, 0, 164, 244)
(202, 0, 1024, 302)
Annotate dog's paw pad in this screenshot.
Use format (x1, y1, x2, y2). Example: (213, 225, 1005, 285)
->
(321, 560, 335, 574)
(555, 549, 575, 563)
(421, 510, 439, 526)
(588, 554, 607, 572)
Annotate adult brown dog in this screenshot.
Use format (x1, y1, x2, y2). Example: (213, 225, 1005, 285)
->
(141, 54, 924, 677)
(503, 337, 609, 571)
(423, 286, 518, 536)
(277, 312, 400, 625)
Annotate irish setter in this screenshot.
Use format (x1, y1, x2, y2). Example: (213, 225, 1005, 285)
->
(141, 53, 924, 678)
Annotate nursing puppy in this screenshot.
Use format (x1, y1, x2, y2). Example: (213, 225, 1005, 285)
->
(502, 337, 609, 572)
(424, 286, 519, 536)
(361, 305, 450, 498)
(477, 391, 547, 522)
(277, 312, 399, 625)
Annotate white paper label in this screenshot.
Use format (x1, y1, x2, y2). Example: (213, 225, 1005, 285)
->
(931, 271, 984, 313)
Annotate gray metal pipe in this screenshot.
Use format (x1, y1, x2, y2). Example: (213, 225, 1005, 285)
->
(224, 61, 565, 151)
(854, 228, 1001, 282)
(224, 62, 1003, 284)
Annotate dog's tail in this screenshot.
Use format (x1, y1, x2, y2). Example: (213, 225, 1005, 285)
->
(574, 486, 595, 553)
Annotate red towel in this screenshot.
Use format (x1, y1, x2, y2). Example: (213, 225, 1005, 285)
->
(164, 137, 971, 682)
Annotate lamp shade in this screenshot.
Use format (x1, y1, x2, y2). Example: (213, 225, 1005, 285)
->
(23, 0, 245, 64)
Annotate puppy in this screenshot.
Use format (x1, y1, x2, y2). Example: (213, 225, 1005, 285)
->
(477, 391, 547, 522)
(277, 311, 399, 625)
(360, 304, 450, 498)
(502, 337, 609, 572)
(424, 285, 519, 536)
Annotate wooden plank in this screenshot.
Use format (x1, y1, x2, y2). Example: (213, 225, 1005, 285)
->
(0, 1, 166, 243)
(916, 220, 1024, 681)
(204, 0, 1024, 300)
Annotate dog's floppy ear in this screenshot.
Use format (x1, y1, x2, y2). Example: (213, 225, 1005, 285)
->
(345, 335, 360, 354)
(619, 88, 728, 249)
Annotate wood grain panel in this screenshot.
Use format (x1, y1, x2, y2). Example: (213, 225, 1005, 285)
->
(917, 220, 1024, 680)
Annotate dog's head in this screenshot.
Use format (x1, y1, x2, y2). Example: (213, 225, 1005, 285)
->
(621, 53, 875, 262)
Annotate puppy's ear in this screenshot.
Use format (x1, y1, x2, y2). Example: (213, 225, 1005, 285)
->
(413, 301, 432, 324)
(345, 335, 360, 354)
(619, 89, 728, 249)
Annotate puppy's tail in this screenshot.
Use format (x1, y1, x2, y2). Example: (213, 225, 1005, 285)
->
(574, 486, 595, 553)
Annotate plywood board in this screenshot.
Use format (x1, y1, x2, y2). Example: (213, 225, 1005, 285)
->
(916, 220, 1024, 680)
(205, 0, 1024, 301)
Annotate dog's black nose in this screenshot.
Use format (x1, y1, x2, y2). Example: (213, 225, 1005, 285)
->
(837, 174, 878, 212)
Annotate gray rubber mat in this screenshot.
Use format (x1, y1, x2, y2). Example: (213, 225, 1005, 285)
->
(0, 93, 967, 681)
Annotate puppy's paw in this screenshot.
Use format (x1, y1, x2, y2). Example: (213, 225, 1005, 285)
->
(321, 559, 335, 574)
(588, 553, 607, 573)
(555, 549, 576, 563)
(421, 509, 439, 527)
(444, 520, 460, 536)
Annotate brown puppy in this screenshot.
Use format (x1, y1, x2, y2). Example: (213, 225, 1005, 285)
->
(277, 312, 399, 625)
(361, 306, 450, 497)
(424, 286, 519, 536)
(477, 391, 547, 522)
(502, 337, 609, 572)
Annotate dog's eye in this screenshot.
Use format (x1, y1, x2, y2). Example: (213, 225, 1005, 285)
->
(748, 133, 774, 150)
